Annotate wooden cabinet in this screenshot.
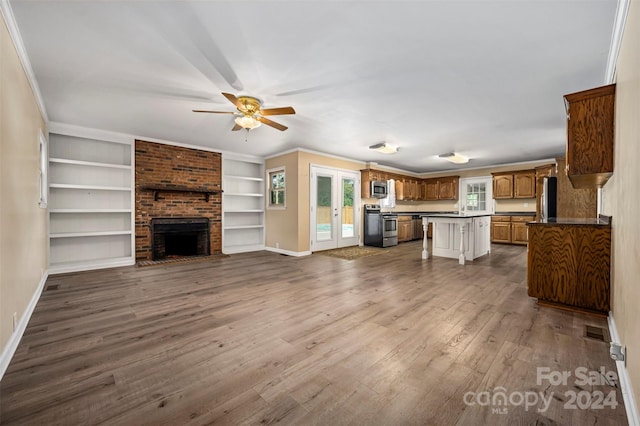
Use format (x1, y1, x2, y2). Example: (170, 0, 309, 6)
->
(564, 84, 615, 189)
(492, 173, 514, 199)
(513, 171, 536, 198)
(398, 216, 413, 242)
(492, 170, 535, 199)
(510, 216, 530, 245)
(527, 220, 611, 313)
(424, 179, 438, 201)
(491, 215, 534, 244)
(361, 169, 388, 198)
(437, 177, 459, 200)
(413, 218, 423, 240)
(491, 216, 512, 243)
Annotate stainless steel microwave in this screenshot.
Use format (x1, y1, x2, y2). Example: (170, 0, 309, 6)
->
(371, 180, 388, 199)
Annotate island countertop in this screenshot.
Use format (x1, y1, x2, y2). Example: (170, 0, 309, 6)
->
(420, 213, 493, 218)
(528, 216, 611, 227)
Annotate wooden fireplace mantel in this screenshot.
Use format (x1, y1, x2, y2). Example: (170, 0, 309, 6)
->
(140, 185, 223, 202)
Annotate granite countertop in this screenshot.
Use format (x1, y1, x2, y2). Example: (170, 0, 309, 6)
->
(420, 213, 493, 218)
(493, 211, 536, 216)
(528, 217, 611, 227)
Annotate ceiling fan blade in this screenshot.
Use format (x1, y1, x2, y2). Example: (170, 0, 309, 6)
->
(232, 123, 242, 131)
(192, 109, 235, 114)
(259, 106, 296, 116)
(222, 92, 242, 109)
(258, 116, 288, 131)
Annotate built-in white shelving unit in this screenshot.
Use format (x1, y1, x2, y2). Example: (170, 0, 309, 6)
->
(222, 156, 265, 254)
(48, 125, 135, 273)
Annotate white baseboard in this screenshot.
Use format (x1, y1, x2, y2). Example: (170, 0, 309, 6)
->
(608, 313, 640, 426)
(265, 246, 311, 257)
(0, 270, 48, 381)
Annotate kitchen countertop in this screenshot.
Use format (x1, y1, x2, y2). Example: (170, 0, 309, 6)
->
(493, 211, 536, 216)
(528, 217, 611, 227)
(420, 213, 493, 218)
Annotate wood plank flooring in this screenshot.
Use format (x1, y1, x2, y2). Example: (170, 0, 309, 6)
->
(0, 242, 628, 425)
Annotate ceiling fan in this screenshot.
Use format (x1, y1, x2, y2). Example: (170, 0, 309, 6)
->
(193, 92, 295, 131)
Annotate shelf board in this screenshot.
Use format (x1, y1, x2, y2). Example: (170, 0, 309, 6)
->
(223, 193, 264, 197)
(224, 175, 264, 182)
(49, 256, 135, 274)
(49, 158, 131, 169)
(223, 209, 264, 213)
(224, 225, 264, 230)
(49, 209, 132, 213)
(222, 244, 265, 254)
(50, 230, 132, 238)
(50, 183, 131, 191)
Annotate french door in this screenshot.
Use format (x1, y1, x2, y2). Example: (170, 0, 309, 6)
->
(310, 166, 360, 251)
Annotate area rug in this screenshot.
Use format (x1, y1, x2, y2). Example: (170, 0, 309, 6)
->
(318, 246, 389, 260)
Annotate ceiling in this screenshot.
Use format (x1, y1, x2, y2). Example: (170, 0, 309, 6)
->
(10, 1, 617, 172)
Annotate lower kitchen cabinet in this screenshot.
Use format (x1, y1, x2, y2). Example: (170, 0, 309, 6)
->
(413, 218, 423, 240)
(510, 216, 531, 245)
(398, 216, 413, 242)
(491, 216, 512, 243)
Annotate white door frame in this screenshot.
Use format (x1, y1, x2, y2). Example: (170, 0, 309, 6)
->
(310, 165, 360, 252)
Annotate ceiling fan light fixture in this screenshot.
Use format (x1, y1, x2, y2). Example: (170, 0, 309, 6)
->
(438, 152, 469, 164)
(369, 142, 398, 154)
(234, 115, 261, 129)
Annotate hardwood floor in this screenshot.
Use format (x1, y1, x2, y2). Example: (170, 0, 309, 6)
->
(0, 242, 627, 425)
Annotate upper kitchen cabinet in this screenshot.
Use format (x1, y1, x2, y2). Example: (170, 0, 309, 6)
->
(437, 176, 459, 200)
(361, 169, 388, 198)
(492, 170, 535, 199)
(423, 179, 439, 201)
(513, 171, 536, 198)
(492, 173, 513, 199)
(564, 84, 615, 189)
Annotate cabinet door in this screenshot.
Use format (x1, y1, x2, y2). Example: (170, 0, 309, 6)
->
(511, 222, 528, 245)
(437, 177, 459, 200)
(492, 174, 514, 199)
(361, 170, 372, 198)
(395, 180, 405, 201)
(398, 220, 412, 242)
(514, 172, 536, 198)
(491, 222, 512, 243)
(424, 179, 438, 201)
(565, 84, 615, 188)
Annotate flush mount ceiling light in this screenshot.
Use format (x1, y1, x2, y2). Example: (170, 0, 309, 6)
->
(438, 152, 469, 164)
(234, 115, 262, 130)
(369, 142, 398, 154)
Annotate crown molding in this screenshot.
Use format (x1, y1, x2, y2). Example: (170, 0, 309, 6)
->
(0, 0, 48, 122)
(605, 0, 630, 83)
(265, 147, 366, 166)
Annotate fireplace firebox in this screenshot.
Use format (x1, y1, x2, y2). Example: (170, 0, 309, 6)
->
(151, 217, 210, 261)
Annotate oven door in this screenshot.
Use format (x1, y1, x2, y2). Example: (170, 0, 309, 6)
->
(382, 216, 398, 238)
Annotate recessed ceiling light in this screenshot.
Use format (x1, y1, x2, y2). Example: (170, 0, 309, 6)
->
(438, 152, 469, 164)
(369, 142, 398, 154)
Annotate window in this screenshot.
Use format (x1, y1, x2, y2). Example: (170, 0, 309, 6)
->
(460, 176, 493, 215)
(267, 167, 285, 208)
(38, 130, 48, 208)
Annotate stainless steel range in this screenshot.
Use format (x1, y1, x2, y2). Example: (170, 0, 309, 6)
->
(364, 204, 398, 247)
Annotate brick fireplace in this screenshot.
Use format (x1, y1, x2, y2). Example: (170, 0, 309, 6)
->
(135, 140, 222, 261)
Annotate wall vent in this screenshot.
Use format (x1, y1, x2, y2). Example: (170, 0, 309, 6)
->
(585, 325, 610, 342)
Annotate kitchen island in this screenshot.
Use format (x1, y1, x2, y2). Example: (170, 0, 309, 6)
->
(527, 216, 611, 314)
(421, 214, 491, 265)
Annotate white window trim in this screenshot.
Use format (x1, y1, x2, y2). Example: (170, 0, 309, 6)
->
(38, 130, 48, 208)
(266, 166, 286, 210)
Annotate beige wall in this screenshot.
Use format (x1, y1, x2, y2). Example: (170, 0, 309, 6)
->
(265, 150, 364, 253)
(602, 1, 640, 414)
(0, 16, 48, 352)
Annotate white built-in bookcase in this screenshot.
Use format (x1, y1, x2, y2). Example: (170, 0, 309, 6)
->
(48, 124, 135, 273)
(222, 155, 265, 254)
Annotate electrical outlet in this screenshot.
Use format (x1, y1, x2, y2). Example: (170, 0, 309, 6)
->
(524, 202, 529, 207)
(275, 242, 280, 249)
(13, 312, 18, 331)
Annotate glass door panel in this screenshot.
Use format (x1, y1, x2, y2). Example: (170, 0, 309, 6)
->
(341, 178, 355, 239)
(316, 175, 333, 242)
